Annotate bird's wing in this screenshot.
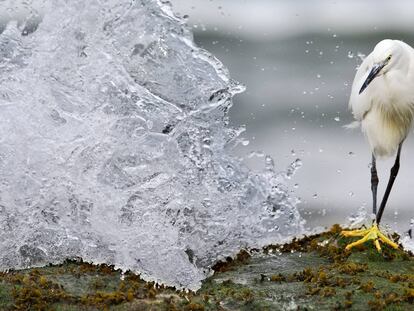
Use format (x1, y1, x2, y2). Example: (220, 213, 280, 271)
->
(349, 56, 373, 121)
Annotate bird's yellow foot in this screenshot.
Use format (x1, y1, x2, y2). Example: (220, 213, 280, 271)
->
(341, 223, 398, 252)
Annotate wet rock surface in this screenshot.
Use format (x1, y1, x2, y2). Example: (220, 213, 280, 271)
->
(1, 225, 412, 310)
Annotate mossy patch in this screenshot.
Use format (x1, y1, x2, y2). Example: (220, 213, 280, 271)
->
(0, 225, 412, 310)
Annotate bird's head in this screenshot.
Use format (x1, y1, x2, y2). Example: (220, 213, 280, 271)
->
(359, 39, 404, 94)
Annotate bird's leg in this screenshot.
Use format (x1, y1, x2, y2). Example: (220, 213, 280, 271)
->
(341, 144, 403, 252)
(376, 142, 402, 224)
(371, 154, 379, 215)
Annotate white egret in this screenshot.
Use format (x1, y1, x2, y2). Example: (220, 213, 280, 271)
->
(342, 39, 414, 251)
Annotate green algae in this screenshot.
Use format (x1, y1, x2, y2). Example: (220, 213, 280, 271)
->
(0, 225, 412, 310)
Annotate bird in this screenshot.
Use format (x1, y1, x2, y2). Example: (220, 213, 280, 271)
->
(341, 39, 414, 252)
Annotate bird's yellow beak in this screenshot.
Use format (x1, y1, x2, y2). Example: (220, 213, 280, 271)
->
(359, 62, 386, 94)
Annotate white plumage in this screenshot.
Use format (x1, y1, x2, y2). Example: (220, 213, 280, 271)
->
(340, 39, 414, 251)
(349, 39, 414, 157)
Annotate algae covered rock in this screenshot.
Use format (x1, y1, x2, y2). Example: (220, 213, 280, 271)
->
(0, 226, 413, 310)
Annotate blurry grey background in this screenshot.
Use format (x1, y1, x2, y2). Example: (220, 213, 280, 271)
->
(170, 0, 414, 231)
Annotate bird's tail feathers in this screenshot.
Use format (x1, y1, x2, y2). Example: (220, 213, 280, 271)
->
(343, 121, 360, 130)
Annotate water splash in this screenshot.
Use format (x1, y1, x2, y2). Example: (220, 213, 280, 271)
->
(0, 0, 304, 289)
(347, 205, 371, 229)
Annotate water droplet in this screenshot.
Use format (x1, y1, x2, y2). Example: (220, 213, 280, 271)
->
(357, 52, 366, 61)
(347, 51, 354, 58)
(348, 151, 355, 157)
(336, 169, 342, 174)
(265, 155, 275, 171)
(319, 148, 323, 153)
(334, 117, 340, 122)
(294, 183, 299, 188)
(291, 149, 296, 156)
(348, 191, 354, 197)
(248, 151, 265, 158)
(316, 74, 321, 79)
(285, 159, 302, 179)
(202, 198, 212, 208)
(242, 140, 249, 146)
(312, 193, 318, 199)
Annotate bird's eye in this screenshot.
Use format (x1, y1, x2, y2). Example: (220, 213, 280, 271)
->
(387, 55, 392, 61)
